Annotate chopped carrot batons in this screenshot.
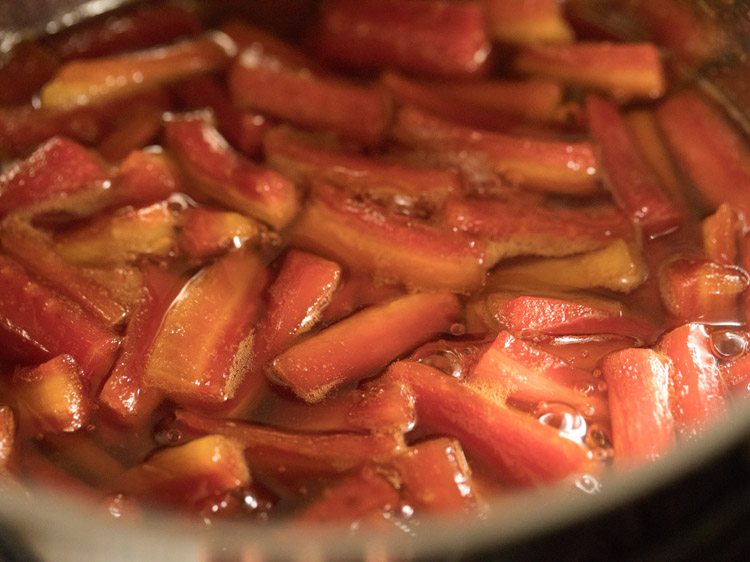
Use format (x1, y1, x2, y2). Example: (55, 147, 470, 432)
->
(44, 4, 202, 61)
(0, 42, 59, 106)
(311, 0, 490, 78)
(0, 255, 120, 383)
(113, 435, 250, 509)
(658, 324, 728, 438)
(390, 75, 569, 125)
(12, 355, 91, 434)
(270, 292, 461, 402)
(1, 217, 127, 327)
(586, 94, 682, 236)
(515, 42, 666, 101)
(534, 334, 634, 373)
(442, 197, 631, 264)
(657, 89, 750, 214)
(291, 183, 487, 293)
(498, 295, 660, 344)
(392, 107, 599, 195)
(143, 250, 267, 407)
(395, 438, 478, 514)
(485, 0, 574, 45)
(0, 137, 107, 217)
(164, 114, 299, 229)
(41, 33, 231, 110)
(226, 250, 341, 415)
(36, 432, 126, 487)
(381, 72, 529, 133)
(219, 19, 316, 72)
(178, 207, 265, 260)
(109, 149, 184, 208)
(263, 126, 460, 208)
(468, 331, 608, 419)
(54, 200, 178, 266)
(702, 204, 744, 266)
(98, 266, 186, 425)
(172, 409, 404, 482)
(624, 109, 689, 211)
(253, 250, 342, 366)
(228, 55, 390, 147)
(295, 465, 399, 523)
(601, 348, 676, 466)
(386, 361, 591, 486)
(261, 377, 416, 435)
(658, 258, 747, 323)
(0, 406, 15, 469)
(171, 76, 269, 158)
(488, 239, 647, 293)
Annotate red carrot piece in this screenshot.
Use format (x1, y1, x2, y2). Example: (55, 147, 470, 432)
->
(142, 250, 268, 407)
(0, 137, 108, 217)
(391, 106, 599, 195)
(658, 324, 728, 438)
(499, 295, 660, 344)
(656, 88, 750, 214)
(386, 361, 592, 486)
(164, 114, 299, 229)
(585, 94, 682, 236)
(515, 42, 666, 101)
(178, 207, 265, 260)
(601, 348, 676, 466)
(228, 55, 390, 146)
(0, 255, 120, 384)
(468, 330, 608, 419)
(291, 183, 487, 293)
(311, 0, 490, 78)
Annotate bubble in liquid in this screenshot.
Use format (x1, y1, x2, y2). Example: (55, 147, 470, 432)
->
(536, 402, 587, 443)
(710, 329, 747, 359)
(152, 426, 184, 447)
(585, 423, 614, 463)
(575, 474, 602, 495)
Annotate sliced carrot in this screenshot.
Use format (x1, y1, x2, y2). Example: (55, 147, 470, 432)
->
(270, 292, 461, 402)
(311, 0, 490, 78)
(601, 348, 676, 466)
(658, 324, 728, 438)
(485, 0, 574, 45)
(164, 114, 299, 229)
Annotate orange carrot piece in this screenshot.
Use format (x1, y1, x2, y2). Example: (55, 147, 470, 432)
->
(143, 250, 268, 407)
(391, 106, 599, 195)
(41, 33, 231, 110)
(658, 324, 728, 438)
(311, 0, 490, 78)
(601, 348, 676, 467)
(291, 183, 487, 293)
(485, 0, 574, 45)
(386, 361, 592, 486)
(228, 56, 390, 146)
(164, 114, 299, 229)
(702, 204, 743, 266)
(586, 94, 682, 236)
(270, 292, 461, 402)
(0, 255, 120, 383)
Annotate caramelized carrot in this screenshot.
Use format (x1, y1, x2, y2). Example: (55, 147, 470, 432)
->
(386, 361, 592, 485)
(586, 94, 682, 236)
(291, 183, 487, 293)
(658, 324, 728, 438)
(602, 348, 676, 467)
(515, 42, 666, 101)
(178, 207, 265, 260)
(485, 0, 574, 45)
(143, 250, 268, 407)
(270, 293, 461, 402)
(311, 0, 490, 78)
(164, 114, 299, 229)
